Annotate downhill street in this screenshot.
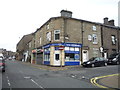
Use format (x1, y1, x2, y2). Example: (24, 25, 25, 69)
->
(1, 60, 119, 89)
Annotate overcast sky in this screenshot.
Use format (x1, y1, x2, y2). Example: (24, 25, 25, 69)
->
(0, 0, 119, 52)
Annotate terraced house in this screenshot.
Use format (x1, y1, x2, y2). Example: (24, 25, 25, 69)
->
(17, 10, 120, 66)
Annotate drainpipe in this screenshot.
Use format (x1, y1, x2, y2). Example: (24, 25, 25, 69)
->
(100, 25, 104, 57)
(63, 17, 67, 66)
(81, 21, 83, 64)
(117, 27, 120, 52)
(63, 18, 66, 43)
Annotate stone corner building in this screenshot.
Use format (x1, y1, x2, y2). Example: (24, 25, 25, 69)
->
(17, 10, 120, 66)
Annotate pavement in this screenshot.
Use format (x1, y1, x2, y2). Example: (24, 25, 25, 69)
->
(21, 61, 119, 89)
(21, 61, 76, 71)
(98, 74, 120, 89)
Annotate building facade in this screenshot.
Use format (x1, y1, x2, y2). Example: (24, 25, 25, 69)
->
(16, 33, 34, 62)
(118, 1, 120, 27)
(17, 10, 120, 66)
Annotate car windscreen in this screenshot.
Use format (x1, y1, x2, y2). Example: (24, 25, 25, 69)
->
(89, 57, 96, 61)
(108, 53, 118, 59)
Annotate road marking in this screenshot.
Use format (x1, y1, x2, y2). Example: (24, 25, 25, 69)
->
(6, 76, 11, 87)
(24, 76, 31, 79)
(90, 73, 119, 89)
(30, 78, 45, 90)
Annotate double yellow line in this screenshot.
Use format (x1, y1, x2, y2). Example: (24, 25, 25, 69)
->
(90, 73, 119, 88)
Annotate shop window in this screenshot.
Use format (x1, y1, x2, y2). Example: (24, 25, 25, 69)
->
(69, 53, 74, 60)
(65, 53, 79, 61)
(44, 53, 50, 61)
(70, 47, 74, 51)
(65, 53, 70, 60)
(75, 47, 79, 51)
(54, 30, 60, 40)
(65, 47, 69, 51)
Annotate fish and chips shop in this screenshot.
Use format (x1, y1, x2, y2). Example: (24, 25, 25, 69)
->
(43, 43, 82, 66)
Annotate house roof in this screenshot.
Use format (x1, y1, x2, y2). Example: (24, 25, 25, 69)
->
(17, 33, 34, 46)
(35, 16, 120, 33)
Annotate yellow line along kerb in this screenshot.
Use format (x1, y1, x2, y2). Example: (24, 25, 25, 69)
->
(90, 73, 119, 88)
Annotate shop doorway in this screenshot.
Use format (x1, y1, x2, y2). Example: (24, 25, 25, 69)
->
(54, 51, 61, 66)
(82, 50, 89, 62)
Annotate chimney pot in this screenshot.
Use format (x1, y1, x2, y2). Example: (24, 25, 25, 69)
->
(108, 20, 115, 26)
(60, 10, 72, 18)
(103, 17, 109, 25)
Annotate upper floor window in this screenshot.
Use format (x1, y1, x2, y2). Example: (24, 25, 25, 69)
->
(92, 26, 96, 31)
(29, 42, 31, 48)
(54, 30, 60, 40)
(111, 35, 116, 45)
(46, 32, 51, 41)
(46, 24, 50, 30)
(88, 34, 92, 41)
(92, 34, 98, 44)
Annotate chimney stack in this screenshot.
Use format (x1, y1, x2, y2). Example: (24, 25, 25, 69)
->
(108, 20, 115, 26)
(103, 17, 109, 25)
(103, 17, 115, 26)
(60, 10, 72, 18)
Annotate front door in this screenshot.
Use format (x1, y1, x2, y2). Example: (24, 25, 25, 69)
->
(82, 50, 89, 62)
(54, 51, 61, 66)
(104, 52, 107, 59)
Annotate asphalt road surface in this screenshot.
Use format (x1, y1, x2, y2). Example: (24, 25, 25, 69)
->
(1, 60, 119, 89)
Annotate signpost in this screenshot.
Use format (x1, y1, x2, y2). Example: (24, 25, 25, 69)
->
(59, 46, 64, 67)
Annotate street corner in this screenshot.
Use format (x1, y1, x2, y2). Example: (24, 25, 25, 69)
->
(36, 66, 69, 71)
(90, 73, 120, 89)
(24, 62, 69, 71)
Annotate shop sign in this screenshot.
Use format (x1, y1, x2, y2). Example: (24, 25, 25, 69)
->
(43, 43, 82, 49)
(65, 51, 80, 54)
(64, 43, 82, 48)
(43, 44, 50, 48)
(37, 49, 44, 53)
(51, 43, 64, 46)
(75, 54, 80, 60)
(32, 49, 37, 53)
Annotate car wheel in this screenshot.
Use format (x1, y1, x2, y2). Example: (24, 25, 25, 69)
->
(91, 64, 95, 67)
(2, 70, 5, 72)
(104, 63, 107, 66)
(116, 61, 119, 65)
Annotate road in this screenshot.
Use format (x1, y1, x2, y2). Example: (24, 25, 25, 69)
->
(1, 60, 119, 89)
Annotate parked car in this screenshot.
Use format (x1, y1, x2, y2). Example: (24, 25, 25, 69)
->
(82, 57, 107, 67)
(0, 56, 5, 72)
(107, 53, 120, 65)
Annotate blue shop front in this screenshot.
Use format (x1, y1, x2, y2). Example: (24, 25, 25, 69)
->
(43, 43, 82, 66)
